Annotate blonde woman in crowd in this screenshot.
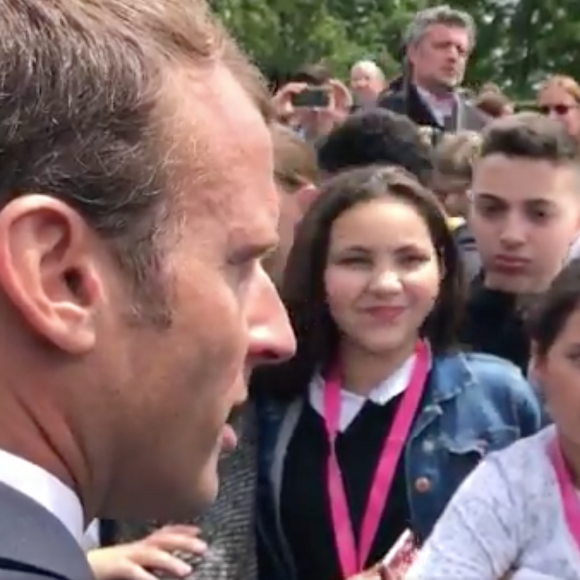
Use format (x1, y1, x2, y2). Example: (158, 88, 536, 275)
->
(538, 75, 580, 143)
(538, 75, 580, 263)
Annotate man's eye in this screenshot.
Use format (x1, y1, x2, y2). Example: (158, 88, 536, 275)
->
(526, 208, 550, 223)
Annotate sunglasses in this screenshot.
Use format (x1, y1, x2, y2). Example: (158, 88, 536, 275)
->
(539, 104, 576, 115)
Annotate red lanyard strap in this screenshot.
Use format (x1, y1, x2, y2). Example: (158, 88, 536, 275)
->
(549, 436, 580, 552)
(323, 341, 429, 577)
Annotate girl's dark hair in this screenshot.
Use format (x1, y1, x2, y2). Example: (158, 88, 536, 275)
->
(258, 165, 465, 399)
(528, 258, 580, 357)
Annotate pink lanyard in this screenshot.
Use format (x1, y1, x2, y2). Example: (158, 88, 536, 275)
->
(323, 341, 429, 577)
(549, 436, 580, 552)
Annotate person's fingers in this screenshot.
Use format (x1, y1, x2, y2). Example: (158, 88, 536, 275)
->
(128, 546, 193, 577)
(144, 531, 208, 554)
(150, 524, 201, 538)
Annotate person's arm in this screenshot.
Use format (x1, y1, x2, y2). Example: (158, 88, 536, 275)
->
(404, 455, 521, 580)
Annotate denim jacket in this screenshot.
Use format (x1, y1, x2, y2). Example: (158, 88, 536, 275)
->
(255, 352, 544, 580)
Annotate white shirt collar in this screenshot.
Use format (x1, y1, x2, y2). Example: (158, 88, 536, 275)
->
(309, 347, 431, 432)
(0, 449, 84, 544)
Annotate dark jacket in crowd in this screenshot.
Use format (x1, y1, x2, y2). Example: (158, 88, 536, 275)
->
(377, 76, 488, 136)
(459, 275, 530, 372)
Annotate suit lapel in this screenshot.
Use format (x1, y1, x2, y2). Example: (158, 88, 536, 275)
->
(0, 481, 94, 579)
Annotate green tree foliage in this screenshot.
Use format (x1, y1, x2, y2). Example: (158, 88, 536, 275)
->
(211, 0, 580, 98)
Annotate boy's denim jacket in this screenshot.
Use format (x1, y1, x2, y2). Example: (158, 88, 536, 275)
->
(255, 352, 544, 580)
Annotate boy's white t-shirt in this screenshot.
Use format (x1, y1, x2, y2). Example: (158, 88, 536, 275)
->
(406, 426, 580, 580)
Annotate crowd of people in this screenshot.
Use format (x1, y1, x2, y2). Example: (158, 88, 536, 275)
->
(2, 1, 580, 580)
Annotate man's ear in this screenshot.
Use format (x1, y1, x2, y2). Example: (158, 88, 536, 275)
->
(0, 195, 101, 353)
(296, 183, 318, 213)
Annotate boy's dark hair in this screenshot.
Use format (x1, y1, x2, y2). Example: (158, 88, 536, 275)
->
(481, 112, 580, 163)
(317, 109, 434, 187)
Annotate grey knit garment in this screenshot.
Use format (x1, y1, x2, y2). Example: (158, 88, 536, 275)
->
(114, 402, 258, 580)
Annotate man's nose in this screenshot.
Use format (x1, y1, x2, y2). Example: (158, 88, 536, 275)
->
(499, 215, 527, 246)
(247, 268, 296, 366)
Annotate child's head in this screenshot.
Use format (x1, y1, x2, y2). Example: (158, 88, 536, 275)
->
(432, 131, 481, 218)
(264, 124, 319, 286)
(529, 258, 580, 443)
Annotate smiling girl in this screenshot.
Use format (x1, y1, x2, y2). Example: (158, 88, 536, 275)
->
(255, 165, 544, 580)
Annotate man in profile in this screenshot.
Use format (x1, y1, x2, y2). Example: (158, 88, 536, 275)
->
(0, 1, 294, 578)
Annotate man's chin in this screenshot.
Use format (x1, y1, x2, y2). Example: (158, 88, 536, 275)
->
(483, 271, 539, 295)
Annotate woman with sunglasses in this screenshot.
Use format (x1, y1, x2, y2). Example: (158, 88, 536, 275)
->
(539, 76, 580, 264)
(538, 75, 580, 141)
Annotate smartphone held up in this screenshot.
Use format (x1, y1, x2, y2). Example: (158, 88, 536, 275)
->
(290, 86, 331, 108)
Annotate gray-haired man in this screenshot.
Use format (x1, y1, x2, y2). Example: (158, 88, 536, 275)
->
(378, 4, 487, 134)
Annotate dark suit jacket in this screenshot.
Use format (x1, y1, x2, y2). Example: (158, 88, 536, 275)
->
(377, 77, 488, 134)
(0, 481, 94, 579)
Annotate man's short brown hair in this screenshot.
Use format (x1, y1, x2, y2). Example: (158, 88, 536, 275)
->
(434, 131, 482, 181)
(480, 112, 580, 163)
(476, 91, 512, 118)
(0, 0, 269, 301)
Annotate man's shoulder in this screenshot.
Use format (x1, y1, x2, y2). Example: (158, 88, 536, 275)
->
(0, 482, 94, 580)
(0, 567, 71, 580)
(377, 90, 404, 107)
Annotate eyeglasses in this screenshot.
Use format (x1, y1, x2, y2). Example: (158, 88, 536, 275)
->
(539, 104, 576, 115)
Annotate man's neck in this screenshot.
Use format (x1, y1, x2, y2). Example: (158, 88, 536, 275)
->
(414, 78, 455, 100)
(0, 392, 94, 522)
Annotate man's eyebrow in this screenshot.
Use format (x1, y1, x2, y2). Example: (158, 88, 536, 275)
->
(470, 191, 557, 207)
(469, 192, 505, 201)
